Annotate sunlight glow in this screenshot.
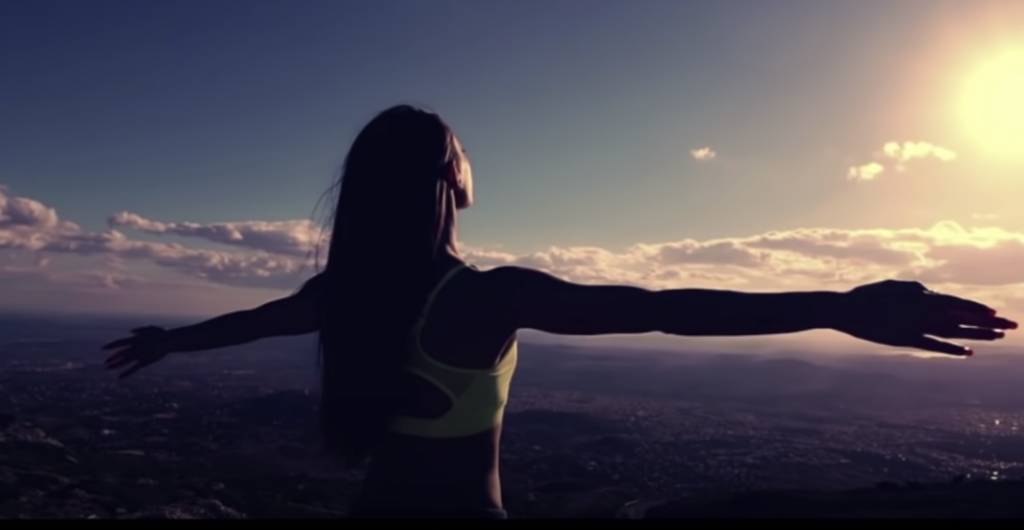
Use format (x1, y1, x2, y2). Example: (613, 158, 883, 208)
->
(960, 49, 1024, 159)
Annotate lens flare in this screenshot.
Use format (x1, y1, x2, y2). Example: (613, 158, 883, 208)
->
(960, 49, 1024, 159)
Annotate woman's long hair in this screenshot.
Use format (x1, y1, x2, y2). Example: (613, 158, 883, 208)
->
(317, 105, 462, 467)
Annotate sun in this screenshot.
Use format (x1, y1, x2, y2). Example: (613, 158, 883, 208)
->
(960, 49, 1024, 159)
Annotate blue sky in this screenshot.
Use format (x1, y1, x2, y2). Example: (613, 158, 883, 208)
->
(3, 0, 1024, 348)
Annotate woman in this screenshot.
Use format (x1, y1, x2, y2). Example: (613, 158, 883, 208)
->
(102, 104, 1016, 519)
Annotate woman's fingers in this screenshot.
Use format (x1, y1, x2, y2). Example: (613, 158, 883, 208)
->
(907, 335, 972, 356)
(924, 295, 1015, 329)
(927, 325, 1005, 341)
(104, 348, 143, 369)
(930, 292, 995, 316)
(948, 311, 1017, 330)
(927, 294, 1017, 328)
(105, 346, 165, 374)
(131, 326, 163, 335)
(102, 329, 164, 378)
(105, 357, 133, 369)
(101, 338, 132, 350)
(102, 327, 161, 350)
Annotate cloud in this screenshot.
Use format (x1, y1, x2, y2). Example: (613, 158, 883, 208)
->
(0, 192, 62, 229)
(7, 184, 1024, 318)
(847, 162, 885, 181)
(107, 212, 322, 257)
(0, 187, 313, 291)
(690, 147, 716, 161)
(847, 141, 956, 181)
(881, 141, 957, 164)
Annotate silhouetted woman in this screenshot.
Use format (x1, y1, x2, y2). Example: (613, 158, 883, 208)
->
(102, 104, 1017, 519)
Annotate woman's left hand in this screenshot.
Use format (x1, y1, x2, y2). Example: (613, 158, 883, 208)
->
(102, 326, 173, 379)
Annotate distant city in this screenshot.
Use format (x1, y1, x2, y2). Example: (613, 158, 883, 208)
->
(3, 313, 1024, 518)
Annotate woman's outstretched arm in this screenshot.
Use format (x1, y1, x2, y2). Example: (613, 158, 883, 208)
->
(161, 273, 324, 353)
(488, 266, 1013, 356)
(492, 266, 839, 337)
(103, 274, 325, 379)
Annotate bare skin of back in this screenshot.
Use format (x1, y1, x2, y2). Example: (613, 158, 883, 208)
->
(360, 265, 514, 510)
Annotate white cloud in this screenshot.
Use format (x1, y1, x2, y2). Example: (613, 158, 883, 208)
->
(0, 192, 62, 229)
(690, 147, 716, 161)
(881, 141, 957, 164)
(847, 141, 956, 181)
(847, 162, 885, 181)
(0, 188, 314, 291)
(107, 212, 322, 258)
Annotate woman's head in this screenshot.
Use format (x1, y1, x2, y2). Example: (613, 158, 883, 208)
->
(339, 105, 472, 216)
(316, 105, 471, 465)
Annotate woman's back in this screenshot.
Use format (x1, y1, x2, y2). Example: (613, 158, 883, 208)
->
(351, 262, 517, 518)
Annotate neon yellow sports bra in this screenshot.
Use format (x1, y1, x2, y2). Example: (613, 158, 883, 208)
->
(388, 264, 518, 438)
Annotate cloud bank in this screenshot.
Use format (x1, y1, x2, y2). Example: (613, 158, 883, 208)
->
(107, 212, 322, 258)
(6, 184, 1024, 317)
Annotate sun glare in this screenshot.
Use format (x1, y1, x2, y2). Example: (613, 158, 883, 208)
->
(960, 49, 1024, 159)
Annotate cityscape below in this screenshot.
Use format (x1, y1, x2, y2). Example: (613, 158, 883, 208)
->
(3, 313, 1024, 518)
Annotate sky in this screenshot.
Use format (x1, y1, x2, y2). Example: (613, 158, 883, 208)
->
(3, 0, 1024, 350)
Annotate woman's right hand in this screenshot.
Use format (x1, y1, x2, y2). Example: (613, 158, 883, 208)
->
(102, 326, 173, 379)
(833, 280, 1017, 356)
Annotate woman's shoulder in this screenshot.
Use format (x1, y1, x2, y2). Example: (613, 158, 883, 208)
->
(459, 265, 557, 300)
(446, 263, 511, 293)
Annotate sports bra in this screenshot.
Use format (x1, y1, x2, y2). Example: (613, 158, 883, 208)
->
(388, 264, 518, 438)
